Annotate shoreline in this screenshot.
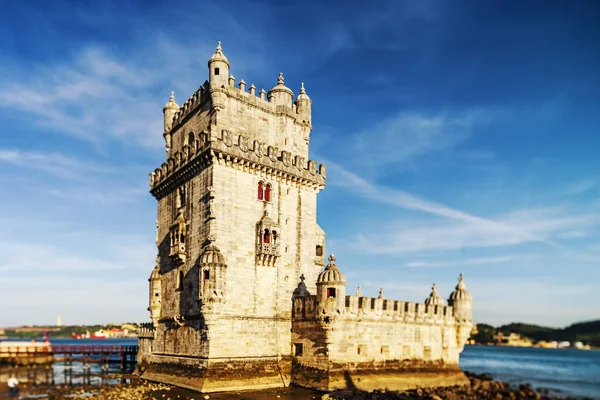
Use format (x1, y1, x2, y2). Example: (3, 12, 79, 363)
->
(12, 372, 595, 400)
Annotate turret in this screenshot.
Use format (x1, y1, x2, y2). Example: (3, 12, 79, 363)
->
(295, 82, 312, 126)
(424, 283, 445, 308)
(267, 72, 294, 107)
(198, 240, 227, 309)
(208, 41, 230, 89)
(448, 273, 473, 351)
(447, 274, 472, 322)
(163, 92, 179, 154)
(316, 254, 346, 319)
(148, 261, 161, 325)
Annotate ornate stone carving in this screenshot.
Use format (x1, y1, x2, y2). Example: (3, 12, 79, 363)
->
(239, 135, 249, 152)
(222, 129, 233, 147)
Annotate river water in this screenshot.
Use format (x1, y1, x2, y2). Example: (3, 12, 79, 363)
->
(1, 339, 599, 399)
(461, 345, 600, 399)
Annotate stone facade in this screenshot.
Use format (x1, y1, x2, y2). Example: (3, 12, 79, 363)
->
(137, 43, 473, 393)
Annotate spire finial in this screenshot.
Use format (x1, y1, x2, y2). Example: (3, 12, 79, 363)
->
(278, 72, 284, 85)
(459, 273, 464, 281)
(379, 288, 385, 299)
(328, 254, 336, 262)
(170, 91, 175, 101)
(300, 82, 306, 94)
(216, 41, 222, 53)
(356, 285, 362, 297)
(300, 274, 305, 282)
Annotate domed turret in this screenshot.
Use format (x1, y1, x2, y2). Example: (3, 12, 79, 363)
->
(295, 82, 312, 125)
(424, 283, 445, 307)
(208, 41, 230, 88)
(163, 92, 179, 154)
(448, 273, 472, 322)
(200, 243, 226, 266)
(267, 72, 294, 107)
(199, 241, 227, 306)
(316, 255, 346, 318)
(148, 262, 161, 324)
(317, 254, 346, 284)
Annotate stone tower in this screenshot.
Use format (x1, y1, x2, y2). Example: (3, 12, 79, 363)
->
(140, 42, 327, 392)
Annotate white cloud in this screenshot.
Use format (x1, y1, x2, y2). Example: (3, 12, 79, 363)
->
(0, 149, 110, 180)
(563, 179, 597, 196)
(335, 109, 489, 170)
(406, 256, 511, 268)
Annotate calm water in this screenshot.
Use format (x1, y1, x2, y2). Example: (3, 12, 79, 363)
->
(461, 345, 600, 399)
(2, 339, 599, 399)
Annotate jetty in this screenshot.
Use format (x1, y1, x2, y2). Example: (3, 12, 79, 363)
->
(0, 343, 138, 370)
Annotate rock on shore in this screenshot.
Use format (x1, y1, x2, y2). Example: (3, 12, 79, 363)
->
(327, 372, 595, 400)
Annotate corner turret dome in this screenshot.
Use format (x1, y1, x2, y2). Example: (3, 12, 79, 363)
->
(295, 82, 311, 103)
(267, 72, 294, 105)
(424, 283, 445, 306)
(317, 254, 346, 283)
(149, 264, 160, 281)
(163, 92, 179, 112)
(208, 41, 230, 68)
(448, 273, 472, 302)
(200, 243, 226, 265)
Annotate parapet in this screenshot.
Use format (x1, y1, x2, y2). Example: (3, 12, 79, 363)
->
(167, 74, 309, 135)
(137, 323, 156, 339)
(149, 129, 326, 197)
(294, 293, 455, 325)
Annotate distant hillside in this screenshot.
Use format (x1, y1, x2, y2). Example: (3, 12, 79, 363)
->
(474, 320, 600, 347)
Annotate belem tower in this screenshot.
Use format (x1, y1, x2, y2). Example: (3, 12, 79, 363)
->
(137, 42, 474, 393)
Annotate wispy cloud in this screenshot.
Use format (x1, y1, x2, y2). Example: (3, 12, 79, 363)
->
(563, 179, 597, 196)
(0, 149, 110, 180)
(329, 163, 554, 249)
(332, 109, 489, 171)
(406, 256, 511, 268)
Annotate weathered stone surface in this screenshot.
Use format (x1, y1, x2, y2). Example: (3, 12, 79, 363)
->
(138, 42, 474, 393)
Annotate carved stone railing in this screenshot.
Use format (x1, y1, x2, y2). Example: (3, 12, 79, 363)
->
(258, 243, 279, 256)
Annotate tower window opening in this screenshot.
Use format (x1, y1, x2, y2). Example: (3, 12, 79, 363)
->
(258, 182, 264, 200)
(177, 270, 184, 291)
(265, 184, 271, 202)
(316, 245, 323, 257)
(263, 229, 271, 244)
(214, 68, 220, 75)
(327, 287, 336, 298)
(272, 231, 277, 244)
(294, 343, 303, 357)
(203, 270, 210, 280)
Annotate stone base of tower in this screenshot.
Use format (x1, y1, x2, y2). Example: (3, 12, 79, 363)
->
(138, 354, 292, 393)
(291, 360, 469, 392)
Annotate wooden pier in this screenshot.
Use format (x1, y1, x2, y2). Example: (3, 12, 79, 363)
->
(0, 344, 138, 371)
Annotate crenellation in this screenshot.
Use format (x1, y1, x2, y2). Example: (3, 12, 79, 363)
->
(150, 130, 326, 194)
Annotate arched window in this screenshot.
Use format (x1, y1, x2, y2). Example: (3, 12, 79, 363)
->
(258, 182, 264, 200)
(316, 245, 323, 257)
(263, 229, 271, 244)
(203, 270, 210, 280)
(272, 231, 277, 244)
(188, 132, 195, 148)
(265, 184, 271, 202)
(178, 270, 184, 291)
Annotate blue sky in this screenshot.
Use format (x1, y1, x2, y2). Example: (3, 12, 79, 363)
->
(1, 0, 599, 328)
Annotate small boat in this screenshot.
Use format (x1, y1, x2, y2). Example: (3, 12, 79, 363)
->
(90, 331, 107, 339)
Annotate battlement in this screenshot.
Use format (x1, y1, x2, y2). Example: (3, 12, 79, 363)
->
(168, 74, 308, 135)
(293, 294, 454, 325)
(343, 295, 455, 323)
(150, 129, 326, 196)
(137, 323, 156, 339)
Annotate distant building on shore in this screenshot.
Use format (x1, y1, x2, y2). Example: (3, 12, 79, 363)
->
(137, 42, 474, 393)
